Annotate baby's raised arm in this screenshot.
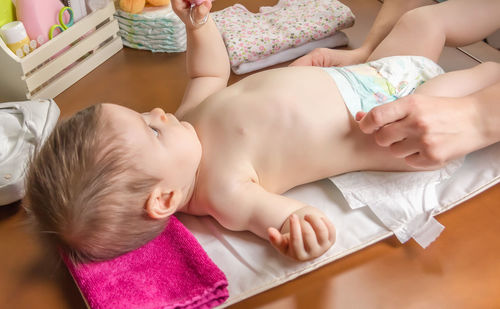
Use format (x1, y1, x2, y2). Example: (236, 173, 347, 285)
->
(171, 0, 230, 118)
(218, 183, 336, 261)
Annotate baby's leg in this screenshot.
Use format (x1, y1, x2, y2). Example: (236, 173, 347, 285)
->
(368, 0, 500, 63)
(415, 62, 500, 97)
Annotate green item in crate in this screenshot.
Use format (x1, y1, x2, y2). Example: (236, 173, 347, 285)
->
(0, 0, 16, 28)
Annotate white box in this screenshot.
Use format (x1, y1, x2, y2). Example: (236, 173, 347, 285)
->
(0, 1, 122, 101)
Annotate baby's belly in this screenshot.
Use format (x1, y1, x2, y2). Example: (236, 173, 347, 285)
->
(215, 67, 362, 192)
(233, 66, 339, 100)
(226, 66, 348, 126)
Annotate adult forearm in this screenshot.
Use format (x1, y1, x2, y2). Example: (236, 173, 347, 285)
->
(185, 17, 230, 81)
(470, 80, 500, 146)
(360, 0, 427, 54)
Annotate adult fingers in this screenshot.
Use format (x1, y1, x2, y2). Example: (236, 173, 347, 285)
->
(388, 138, 420, 159)
(290, 53, 314, 66)
(358, 97, 413, 134)
(404, 153, 437, 169)
(355, 111, 366, 121)
(290, 48, 336, 67)
(373, 120, 409, 147)
(404, 151, 448, 169)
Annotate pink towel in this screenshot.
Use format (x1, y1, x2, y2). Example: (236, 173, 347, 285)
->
(62, 216, 229, 309)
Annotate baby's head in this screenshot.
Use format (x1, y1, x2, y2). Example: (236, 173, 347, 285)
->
(24, 103, 202, 263)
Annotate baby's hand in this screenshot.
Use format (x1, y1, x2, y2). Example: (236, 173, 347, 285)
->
(171, 0, 212, 29)
(268, 213, 336, 261)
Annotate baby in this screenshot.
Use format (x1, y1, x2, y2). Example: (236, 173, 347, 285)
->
(24, 0, 500, 262)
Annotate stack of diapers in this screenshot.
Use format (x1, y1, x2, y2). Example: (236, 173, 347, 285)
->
(115, 5, 186, 53)
(0, 99, 60, 206)
(211, 0, 355, 74)
(63, 216, 229, 309)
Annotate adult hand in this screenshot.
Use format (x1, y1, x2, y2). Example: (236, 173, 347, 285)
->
(268, 213, 335, 261)
(357, 94, 486, 169)
(290, 47, 370, 67)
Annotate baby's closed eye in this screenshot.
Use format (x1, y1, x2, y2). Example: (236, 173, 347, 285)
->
(150, 126, 160, 137)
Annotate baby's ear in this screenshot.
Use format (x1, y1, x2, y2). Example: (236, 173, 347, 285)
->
(145, 187, 183, 219)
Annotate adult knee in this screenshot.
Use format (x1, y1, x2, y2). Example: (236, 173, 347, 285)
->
(396, 6, 442, 39)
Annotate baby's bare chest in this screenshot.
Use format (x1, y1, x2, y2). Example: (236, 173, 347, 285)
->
(188, 66, 354, 193)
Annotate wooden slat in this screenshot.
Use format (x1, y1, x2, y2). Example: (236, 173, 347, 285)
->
(30, 36, 122, 99)
(25, 20, 119, 92)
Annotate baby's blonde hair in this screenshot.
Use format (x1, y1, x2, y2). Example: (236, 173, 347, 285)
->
(24, 104, 166, 263)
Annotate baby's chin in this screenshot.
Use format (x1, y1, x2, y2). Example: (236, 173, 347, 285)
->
(181, 121, 196, 133)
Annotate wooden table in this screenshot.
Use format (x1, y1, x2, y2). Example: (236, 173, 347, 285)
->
(1, 0, 499, 308)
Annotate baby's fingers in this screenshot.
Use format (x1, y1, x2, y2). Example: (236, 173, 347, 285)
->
(172, 0, 189, 11)
(304, 215, 330, 246)
(290, 214, 308, 260)
(300, 217, 320, 254)
(322, 217, 336, 244)
(191, 1, 211, 22)
(268, 227, 288, 254)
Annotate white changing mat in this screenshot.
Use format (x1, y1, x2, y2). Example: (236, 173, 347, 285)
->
(178, 142, 500, 307)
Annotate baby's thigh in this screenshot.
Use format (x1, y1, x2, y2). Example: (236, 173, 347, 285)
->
(415, 62, 500, 97)
(353, 131, 423, 172)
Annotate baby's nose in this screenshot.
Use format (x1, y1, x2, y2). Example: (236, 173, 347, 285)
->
(151, 108, 167, 120)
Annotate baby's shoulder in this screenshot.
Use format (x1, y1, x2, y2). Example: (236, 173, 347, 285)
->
(194, 165, 258, 214)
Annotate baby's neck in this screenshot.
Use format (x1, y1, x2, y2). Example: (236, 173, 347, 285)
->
(177, 167, 200, 215)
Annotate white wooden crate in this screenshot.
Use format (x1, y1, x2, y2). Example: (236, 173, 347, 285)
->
(0, 1, 123, 101)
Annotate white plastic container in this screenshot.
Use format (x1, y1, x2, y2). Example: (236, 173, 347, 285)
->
(0, 1, 122, 101)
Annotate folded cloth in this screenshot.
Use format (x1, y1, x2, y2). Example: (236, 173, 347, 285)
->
(233, 31, 348, 74)
(329, 159, 464, 248)
(0, 99, 60, 206)
(63, 216, 229, 309)
(115, 5, 187, 53)
(211, 0, 355, 74)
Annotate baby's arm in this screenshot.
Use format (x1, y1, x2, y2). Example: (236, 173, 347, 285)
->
(171, 0, 230, 118)
(218, 183, 336, 261)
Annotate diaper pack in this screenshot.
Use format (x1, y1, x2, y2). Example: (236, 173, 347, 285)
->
(0, 99, 60, 206)
(115, 5, 186, 53)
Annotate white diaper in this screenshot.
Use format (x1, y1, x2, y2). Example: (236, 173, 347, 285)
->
(322, 56, 445, 117)
(329, 158, 463, 248)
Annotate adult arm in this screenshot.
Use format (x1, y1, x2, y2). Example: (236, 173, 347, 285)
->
(357, 81, 500, 168)
(171, 0, 230, 118)
(290, 0, 427, 67)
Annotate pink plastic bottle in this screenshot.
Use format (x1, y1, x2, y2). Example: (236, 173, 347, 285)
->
(15, 0, 65, 45)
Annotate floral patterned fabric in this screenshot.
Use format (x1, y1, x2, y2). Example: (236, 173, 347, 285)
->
(211, 0, 355, 68)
